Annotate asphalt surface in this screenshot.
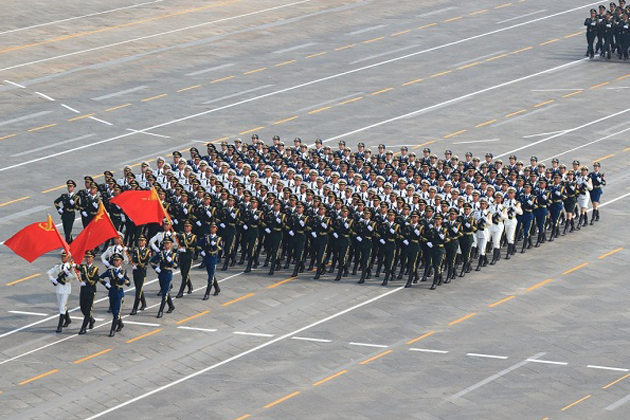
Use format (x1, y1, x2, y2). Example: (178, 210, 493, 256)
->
(1, 0, 630, 419)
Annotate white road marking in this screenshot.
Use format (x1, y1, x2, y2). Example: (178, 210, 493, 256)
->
(83, 287, 404, 420)
(349, 342, 389, 348)
(526, 358, 568, 365)
(178, 326, 218, 333)
(291, 336, 332, 343)
(0, 0, 315, 74)
(202, 85, 274, 105)
(347, 24, 387, 36)
(0, 0, 166, 36)
(409, 348, 449, 354)
(416, 7, 456, 17)
(11, 134, 95, 157)
(605, 86, 630, 89)
(34, 91, 55, 101)
(91, 86, 149, 101)
(496, 9, 547, 24)
(587, 365, 630, 372)
(124, 321, 162, 327)
(89, 116, 113, 126)
(126, 128, 170, 138)
(234, 332, 275, 337)
(452, 138, 500, 145)
(522, 130, 567, 138)
(186, 63, 235, 76)
(70, 316, 104, 321)
(3, 79, 25, 88)
(273, 42, 318, 54)
(606, 393, 630, 411)
(61, 104, 81, 113)
(541, 126, 630, 162)
(8, 311, 48, 316)
(453, 51, 507, 67)
(448, 352, 546, 400)
(0, 110, 52, 127)
(600, 191, 630, 208)
(466, 353, 508, 360)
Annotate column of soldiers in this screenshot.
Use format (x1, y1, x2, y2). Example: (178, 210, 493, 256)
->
(52, 136, 606, 333)
(584, 3, 630, 60)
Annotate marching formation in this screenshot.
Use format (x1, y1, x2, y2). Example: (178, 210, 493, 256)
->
(584, 2, 630, 59)
(47, 137, 606, 336)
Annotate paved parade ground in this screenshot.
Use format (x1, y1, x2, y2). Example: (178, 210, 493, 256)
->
(1, 0, 630, 419)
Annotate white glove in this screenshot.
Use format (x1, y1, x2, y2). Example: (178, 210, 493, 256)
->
(196, 221, 202, 226)
(299, 220, 305, 227)
(92, 202, 98, 209)
(344, 222, 349, 229)
(82, 211, 88, 217)
(357, 236, 363, 242)
(321, 222, 327, 229)
(230, 212, 236, 219)
(166, 256, 172, 263)
(201, 251, 206, 257)
(414, 229, 420, 236)
(178, 248, 185, 253)
(427, 242, 433, 248)
(155, 267, 161, 274)
(173, 219, 179, 225)
(117, 272, 124, 279)
(555, 190, 561, 196)
(527, 200, 533, 205)
(332, 232, 338, 238)
(220, 223, 226, 229)
(389, 228, 395, 234)
(183, 208, 188, 215)
(367, 225, 373, 231)
(206, 210, 212, 217)
(105, 282, 111, 289)
(265, 228, 271, 234)
(69, 199, 74, 206)
(58, 208, 64, 215)
(210, 241, 216, 246)
(452, 227, 458, 233)
(51, 278, 58, 286)
(289, 230, 295, 236)
(465, 223, 471, 228)
(403, 239, 409, 245)
(243, 225, 249, 230)
(253, 215, 259, 220)
(80, 281, 86, 286)
(276, 218, 281, 224)
(132, 265, 137, 271)
(439, 234, 445, 240)
(311, 232, 317, 238)
(379, 239, 386, 245)
(104, 261, 112, 269)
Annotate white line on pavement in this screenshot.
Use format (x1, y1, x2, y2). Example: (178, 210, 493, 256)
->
(61, 104, 81, 113)
(126, 128, 170, 138)
(202, 85, 274, 105)
(496, 9, 547, 24)
(530, 88, 583, 92)
(273, 42, 318, 54)
(291, 336, 332, 343)
(178, 326, 218, 332)
(3, 79, 25, 88)
(606, 393, 630, 411)
(526, 359, 568, 365)
(0, 110, 53, 128)
(186, 63, 235, 76)
(541, 126, 630, 162)
(8, 311, 48, 316)
(416, 7, 456, 18)
(10, 134, 95, 158)
(466, 353, 509, 360)
(91, 86, 149, 101)
(522, 130, 567, 138)
(234, 332, 275, 337)
(452, 139, 500, 145)
(349, 342, 389, 348)
(409, 348, 449, 354)
(347, 24, 387, 36)
(89, 116, 113, 126)
(34, 91, 55, 101)
(586, 365, 630, 372)
(124, 321, 162, 327)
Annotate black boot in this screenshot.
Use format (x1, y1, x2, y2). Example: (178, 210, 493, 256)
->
(548, 226, 555, 242)
(78, 317, 89, 335)
(56, 314, 64, 333)
(590, 211, 596, 225)
(116, 318, 124, 332)
(166, 296, 175, 313)
(489, 249, 499, 265)
(335, 266, 342, 281)
(244, 257, 253, 273)
(535, 231, 543, 247)
(505, 244, 512, 259)
(157, 299, 166, 318)
(569, 219, 575, 232)
(405, 273, 413, 288)
(359, 269, 367, 284)
(421, 265, 430, 281)
(221, 259, 229, 271)
(263, 255, 270, 268)
(108, 320, 116, 337)
(213, 278, 221, 296)
(475, 256, 484, 271)
(203, 285, 211, 300)
(381, 271, 390, 286)
(459, 262, 467, 277)
(444, 268, 452, 284)
(521, 240, 527, 253)
(89, 317, 95, 329)
(482, 255, 488, 267)
(187, 280, 193, 294)
(314, 265, 321, 280)
(176, 281, 186, 298)
(595, 209, 600, 221)
(269, 260, 276, 276)
(575, 215, 582, 230)
(563, 222, 569, 235)
(62, 311, 71, 328)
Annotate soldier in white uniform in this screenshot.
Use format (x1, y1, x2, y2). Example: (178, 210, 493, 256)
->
(47, 250, 78, 333)
(503, 187, 523, 259)
(488, 192, 507, 265)
(101, 232, 130, 267)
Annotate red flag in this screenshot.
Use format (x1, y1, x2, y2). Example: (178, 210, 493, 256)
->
(70, 203, 118, 262)
(110, 187, 170, 226)
(5, 215, 70, 263)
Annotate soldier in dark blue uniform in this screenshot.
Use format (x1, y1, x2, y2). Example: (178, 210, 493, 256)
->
(287, 202, 308, 277)
(548, 173, 565, 241)
(263, 200, 285, 275)
(534, 179, 551, 247)
(424, 213, 449, 290)
(99, 254, 130, 337)
(176, 220, 197, 298)
(518, 183, 536, 252)
(379, 209, 399, 286)
(200, 223, 221, 299)
(589, 162, 606, 224)
(151, 237, 178, 318)
(310, 204, 332, 280)
(355, 208, 376, 284)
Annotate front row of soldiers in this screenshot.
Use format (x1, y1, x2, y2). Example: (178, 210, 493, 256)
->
(585, 5, 630, 60)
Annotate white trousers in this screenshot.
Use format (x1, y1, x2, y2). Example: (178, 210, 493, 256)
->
(504, 218, 518, 244)
(55, 283, 71, 315)
(475, 228, 489, 255)
(489, 223, 504, 249)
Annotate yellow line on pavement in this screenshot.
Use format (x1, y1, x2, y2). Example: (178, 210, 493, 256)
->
(231, 415, 250, 420)
(443, 16, 463, 22)
(599, 248, 623, 259)
(417, 23, 438, 29)
(305, 52, 327, 58)
(359, 350, 393, 365)
(565, 31, 583, 38)
(308, 106, 332, 114)
(506, 109, 526, 117)
(406, 331, 435, 345)
(363, 36, 385, 43)
(211, 76, 235, 83)
(267, 277, 295, 289)
(19, 369, 58, 385)
(402, 78, 423, 86)
(313, 370, 348, 386)
(141, 93, 168, 102)
(239, 127, 265, 135)
(391, 29, 411, 36)
(603, 373, 630, 389)
(338, 96, 364, 105)
(0, 133, 16, 141)
(335, 44, 355, 51)
(222, 293, 256, 307)
(6, 273, 41, 286)
(67, 113, 95, 121)
(458, 62, 480, 70)
(534, 100, 554, 108)
(104, 103, 131, 112)
(431, 70, 452, 78)
(562, 90, 583, 98)
(370, 87, 394, 95)
(275, 60, 296, 67)
(469, 9, 488, 15)
(486, 53, 508, 61)
(526, 278, 553, 291)
(273, 116, 299, 125)
(444, 129, 467, 138)
(243, 67, 266, 75)
(475, 119, 497, 128)
(177, 85, 202, 92)
(0, 196, 29, 207)
(617, 73, 630, 80)
(73, 348, 113, 364)
(563, 262, 588, 275)
(495, 3, 513, 8)
(539, 38, 558, 46)
(264, 391, 300, 408)
(512, 46, 533, 54)
(561, 394, 591, 411)
(176, 310, 210, 325)
(125, 328, 162, 344)
(590, 82, 610, 89)
(593, 153, 615, 162)
(488, 296, 515, 308)
(28, 123, 57, 132)
(448, 312, 477, 326)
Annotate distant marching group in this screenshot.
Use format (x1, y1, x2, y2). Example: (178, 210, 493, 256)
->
(585, 2, 630, 59)
(48, 136, 606, 337)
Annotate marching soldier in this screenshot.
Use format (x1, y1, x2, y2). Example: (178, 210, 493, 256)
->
(241, 198, 263, 273)
(548, 173, 565, 241)
(443, 208, 460, 282)
(331, 206, 353, 281)
(402, 211, 424, 288)
(151, 237, 178, 318)
(424, 213, 449, 290)
(218, 195, 240, 271)
(176, 220, 197, 298)
(534, 179, 551, 247)
(310, 204, 332, 280)
(263, 200, 285, 275)
(458, 203, 476, 276)
(200, 223, 222, 299)
(287, 202, 308, 277)
(585, 9, 599, 58)
(503, 187, 522, 258)
(589, 162, 606, 224)
(78, 251, 99, 335)
(129, 235, 150, 315)
(378, 209, 399, 286)
(54, 180, 79, 243)
(562, 170, 578, 234)
(355, 208, 377, 284)
(98, 254, 130, 337)
(47, 250, 78, 333)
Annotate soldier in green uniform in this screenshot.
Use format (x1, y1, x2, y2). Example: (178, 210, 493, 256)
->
(129, 235, 150, 315)
(379, 209, 400, 286)
(54, 180, 79, 243)
(241, 198, 263, 273)
(310, 204, 332, 280)
(78, 251, 99, 335)
(355, 208, 376, 284)
(424, 213, 449, 290)
(287, 202, 308, 277)
(176, 220, 197, 298)
(458, 203, 476, 277)
(331, 206, 353, 281)
(402, 211, 423, 288)
(219, 195, 240, 271)
(263, 200, 285, 275)
(443, 208, 461, 283)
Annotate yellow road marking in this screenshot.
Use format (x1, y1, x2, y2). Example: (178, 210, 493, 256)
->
(141, 93, 168, 102)
(417, 23, 438, 29)
(486, 53, 508, 61)
(19, 369, 58, 385)
(488, 295, 515, 308)
(177, 85, 202, 92)
(448, 312, 477, 326)
(231, 416, 250, 420)
(506, 109, 526, 117)
(534, 100, 554, 108)
(212, 136, 230, 143)
(243, 67, 266, 75)
(104, 103, 131, 112)
(416, 140, 435, 148)
(28, 123, 57, 132)
(444, 129, 467, 138)
(222, 293, 256, 307)
(603, 373, 630, 389)
(363, 36, 385, 43)
(313, 370, 348, 386)
(275, 60, 296, 67)
(306, 52, 327, 58)
(264, 391, 300, 408)
(125, 328, 162, 344)
(391, 29, 412, 37)
(338, 96, 364, 105)
(42, 184, 66, 194)
(176, 310, 210, 325)
(370, 87, 394, 95)
(239, 127, 265, 135)
(526, 278, 553, 291)
(590, 82, 610, 89)
(540, 38, 558, 46)
(469, 9, 488, 15)
(495, 3, 513, 8)
(593, 153, 615, 162)
(563, 262, 588, 275)
(624, 146, 630, 151)
(334, 44, 355, 51)
(73, 348, 113, 364)
(308, 106, 332, 114)
(406, 331, 435, 345)
(512, 46, 533, 54)
(402, 78, 423, 86)
(561, 394, 591, 411)
(67, 113, 95, 121)
(0, 133, 16, 141)
(617, 73, 630, 80)
(564, 31, 583, 38)
(267, 277, 295, 289)
(443, 16, 463, 22)
(599, 248, 623, 259)
(475, 119, 497, 128)
(431, 70, 452, 78)
(273, 116, 299, 125)
(0, 196, 29, 207)
(211, 75, 236, 83)
(6, 273, 41, 286)
(458, 62, 480, 70)
(562, 90, 583, 98)
(359, 350, 393, 365)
